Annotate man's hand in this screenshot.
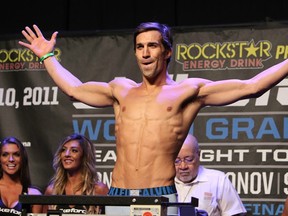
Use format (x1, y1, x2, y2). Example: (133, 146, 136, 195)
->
(19, 24, 58, 58)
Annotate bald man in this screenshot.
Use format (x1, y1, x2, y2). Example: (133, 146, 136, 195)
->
(175, 134, 247, 216)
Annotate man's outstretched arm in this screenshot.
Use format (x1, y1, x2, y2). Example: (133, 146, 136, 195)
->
(19, 24, 114, 107)
(196, 59, 288, 106)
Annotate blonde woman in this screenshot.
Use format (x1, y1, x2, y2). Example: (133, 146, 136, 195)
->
(43, 133, 109, 214)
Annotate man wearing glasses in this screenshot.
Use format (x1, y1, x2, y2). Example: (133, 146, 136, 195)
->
(175, 134, 247, 216)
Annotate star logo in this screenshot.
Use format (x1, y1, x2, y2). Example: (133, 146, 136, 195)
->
(245, 41, 259, 57)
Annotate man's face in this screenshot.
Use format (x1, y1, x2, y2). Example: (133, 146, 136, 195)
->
(135, 30, 171, 79)
(175, 144, 200, 183)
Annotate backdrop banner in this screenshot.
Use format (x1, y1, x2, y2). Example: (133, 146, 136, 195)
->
(1, 25, 288, 216)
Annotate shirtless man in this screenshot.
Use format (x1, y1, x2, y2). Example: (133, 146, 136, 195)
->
(19, 22, 288, 215)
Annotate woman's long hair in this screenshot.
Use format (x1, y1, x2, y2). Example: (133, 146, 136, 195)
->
(0, 136, 31, 193)
(48, 133, 100, 213)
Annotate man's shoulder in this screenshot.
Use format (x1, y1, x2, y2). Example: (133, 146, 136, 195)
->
(201, 166, 226, 177)
(178, 77, 211, 85)
(110, 77, 138, 87)
(198, 167, 231, 185)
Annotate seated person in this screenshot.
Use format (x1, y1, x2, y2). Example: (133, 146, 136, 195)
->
(43, 133, 109, 214)
(0, 136, 42, 215)
(175, 134, 247, 216)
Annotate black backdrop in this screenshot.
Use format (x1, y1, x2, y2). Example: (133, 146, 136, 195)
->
(1, 0, 288, 38)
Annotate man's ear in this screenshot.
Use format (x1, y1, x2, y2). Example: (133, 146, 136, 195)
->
(165, 49, 172, 59)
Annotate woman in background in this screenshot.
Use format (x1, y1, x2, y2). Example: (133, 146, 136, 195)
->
(43, 133, 109, 214)
(0, 136, 42, 215)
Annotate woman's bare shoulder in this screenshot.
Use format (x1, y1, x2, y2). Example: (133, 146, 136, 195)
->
(28, 186, 42, 195)
(43, 184, 54, 195)
(94, 181, 109, 195)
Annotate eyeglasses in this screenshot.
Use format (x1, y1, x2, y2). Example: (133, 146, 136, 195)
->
(174, 157, 194, 166)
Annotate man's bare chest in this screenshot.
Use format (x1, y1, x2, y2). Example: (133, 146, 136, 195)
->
(119, 93, 180, 119)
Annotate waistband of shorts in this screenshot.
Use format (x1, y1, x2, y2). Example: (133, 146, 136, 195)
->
(108, 185, 177, 196)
